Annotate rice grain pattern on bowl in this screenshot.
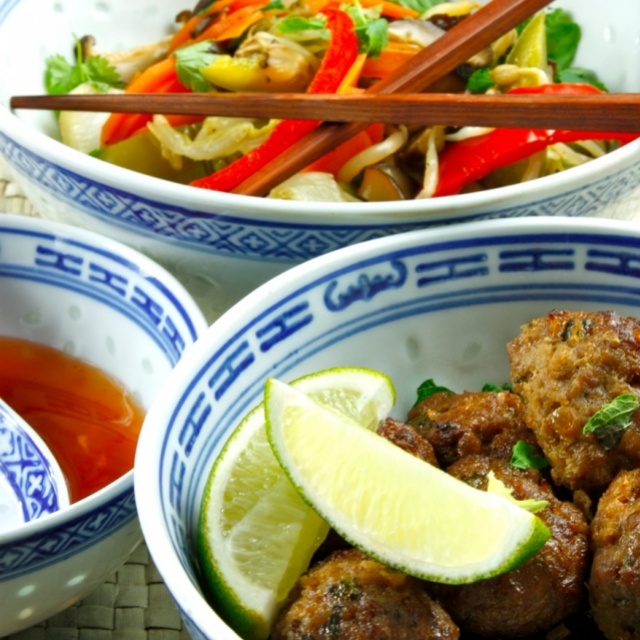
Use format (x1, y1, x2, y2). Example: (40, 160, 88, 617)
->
(0, 214, 207, 637)
(134, 216, 640, 640)
(0, 0, 639, 322)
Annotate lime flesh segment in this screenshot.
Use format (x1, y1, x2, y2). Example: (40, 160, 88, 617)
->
(197, 367, 396, 640)
(265, 378, 551, 585)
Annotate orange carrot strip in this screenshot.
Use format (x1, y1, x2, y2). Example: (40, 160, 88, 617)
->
(168, 13, 204, 52)
(303, 123, 385, 176)
(360, 0, 419, 19)
(211, 8, 264, 41)
(192, 5, 262, 42)
(337, 52, 367, 93)
(101, 63, 188, 146)
(360, 42, 421, 78)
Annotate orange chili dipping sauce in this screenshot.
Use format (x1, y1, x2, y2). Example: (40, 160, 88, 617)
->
(0, 336, 145, 503)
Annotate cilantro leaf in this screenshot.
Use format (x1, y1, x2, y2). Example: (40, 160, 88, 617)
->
(557, 66, 608, 91)
(346, 2, 388, 57)
(545, 8, 580, 73)
(583, 393, 640, 450)
(415, 378, 453, 405)
(466, 67, 494, 94)
(390, 0, 447, 14)
(278, 15, 327, 34)
(262, 0, 285, 9)
(174, 40, 219, 93)
(510, 440, 549, 470)
(44, 37, 123, 95)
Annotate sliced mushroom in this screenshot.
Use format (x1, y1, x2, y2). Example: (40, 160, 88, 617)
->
(357, 164, 416, 202)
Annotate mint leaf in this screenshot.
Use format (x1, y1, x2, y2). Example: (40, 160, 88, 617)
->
(174, 40, 219, 92)
(510, 441, 549, 470)
(583, 393, 640, 450)
(415, 378, 453, 405)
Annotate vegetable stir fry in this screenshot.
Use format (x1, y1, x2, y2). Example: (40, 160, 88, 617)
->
(45, 1, 639, 201)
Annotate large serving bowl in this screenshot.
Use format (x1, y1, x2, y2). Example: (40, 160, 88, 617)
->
(0, 214, 207, 636)
(0, 0, 639, 322)
(135, 216, 640, 640)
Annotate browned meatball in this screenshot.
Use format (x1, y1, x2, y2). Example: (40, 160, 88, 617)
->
(270, 548, 460, 640)
(376, 416, 440, 466)
(508, 310, 640, 495)
(429, 456, 589, 639)
(589, 468, 640, 639)
(407, 389, 536, 468)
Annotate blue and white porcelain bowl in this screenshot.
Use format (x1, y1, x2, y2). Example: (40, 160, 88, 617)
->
(0, 214, 207, 637)
(0, 0, 639, 322)
(135, 216, 640, 640)
(0, 397, 70, 532)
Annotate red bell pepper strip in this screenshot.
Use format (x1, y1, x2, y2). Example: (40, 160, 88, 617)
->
(433, 83, 640, 198)
(190, 7, 359, 193)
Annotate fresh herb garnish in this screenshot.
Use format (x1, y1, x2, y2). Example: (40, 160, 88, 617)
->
(278, 15, 328, 35)
(556, 67, 607, 91)
(174, 40, 219, 93)
(487, 471, 548, 513)
(346, 1, 388, 57)
(583, 393, 640, 451)
(545, 8, 580, 72)
(482, 381, 513, 393)
(510, 440, 549, 470)
(466, 67, 494, 94)
(390, 0, 447, 14)
(262, 0, 285, 10)
(414, 378, 453, 405)
(45, 36, 123, 95)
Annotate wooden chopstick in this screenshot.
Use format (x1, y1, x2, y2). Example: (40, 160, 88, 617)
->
(11, 92, 640, 132)
(232, 0, 556, 196)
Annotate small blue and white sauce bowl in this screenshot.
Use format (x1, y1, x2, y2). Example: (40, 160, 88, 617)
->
(137, 215, 640, 640)
(0, 214, 207, 637)
(0, 397, 70, 531)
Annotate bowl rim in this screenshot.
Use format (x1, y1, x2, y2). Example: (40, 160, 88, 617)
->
(0, 213, 208, 547)
(1, 100, 639, 222)
(134, 214, 640, 638)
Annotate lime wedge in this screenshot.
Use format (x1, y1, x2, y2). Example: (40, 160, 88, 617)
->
(197, 367, 396, 640)
(265, 378, 551, 586)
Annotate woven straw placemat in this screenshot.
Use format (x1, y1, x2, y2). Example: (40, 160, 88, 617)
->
(0, 161, 190, 640)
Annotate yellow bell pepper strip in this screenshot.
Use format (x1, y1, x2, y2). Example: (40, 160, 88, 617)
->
(190, 7, 359, 193)
(433, 83, 640, 197)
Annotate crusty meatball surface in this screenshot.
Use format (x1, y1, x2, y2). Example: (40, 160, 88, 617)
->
(429, 456, 589, 639)
(270, 548, 460, 640)
(589, 468, 640, 640)
(407, 389, 536, 468)
(508, 310, 640, 495)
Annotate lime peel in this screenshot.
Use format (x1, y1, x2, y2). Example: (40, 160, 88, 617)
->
(265, 378, 551, 585)
(197, 367, 396, 640)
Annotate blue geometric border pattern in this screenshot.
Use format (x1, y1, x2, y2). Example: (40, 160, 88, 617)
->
(2, 132, 639, 262)
(0, 488, 137, 580)
(0, 420, 62, 523)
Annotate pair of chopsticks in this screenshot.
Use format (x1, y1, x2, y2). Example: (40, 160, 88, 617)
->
(11, 0, 636, 196)
(12, 91, 640, 133)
